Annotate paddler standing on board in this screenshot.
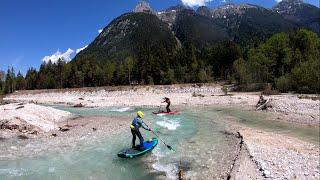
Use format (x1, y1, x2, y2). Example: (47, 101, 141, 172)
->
(130, 111, 151, 150)
(162, 97, 171, 113)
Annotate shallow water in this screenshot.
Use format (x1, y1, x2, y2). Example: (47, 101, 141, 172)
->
(212, 107, 320, 144)
(0, 106, 318, 179)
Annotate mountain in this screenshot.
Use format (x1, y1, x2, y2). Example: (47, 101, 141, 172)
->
(197, 4, 294, 46)
(272, 0, 320, 34)
(156, 5, 190, 26)
(156, 5, 230, 47)
(74, 0, 317, 64)
(133, 0, 153, 13)
(172, 8, 230, 47)
(196, 6, 212, 17)
(74, 12, 178, 62)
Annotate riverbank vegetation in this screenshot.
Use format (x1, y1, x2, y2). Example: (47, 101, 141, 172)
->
(0, 29, 319, 94)
(233, 29, 320, 93)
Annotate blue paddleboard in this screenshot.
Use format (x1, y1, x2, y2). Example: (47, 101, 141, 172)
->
(117, 138, 158, 158)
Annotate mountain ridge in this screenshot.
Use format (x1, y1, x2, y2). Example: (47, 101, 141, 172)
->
(74, 0, 319, 63)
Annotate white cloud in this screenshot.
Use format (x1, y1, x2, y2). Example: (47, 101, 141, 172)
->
(98, 29, 103, 33)
(42, 48, 74, 63)
(275, 0, 282, 2)
(76, 45, 88, 54)
(181, 0, 213, 7)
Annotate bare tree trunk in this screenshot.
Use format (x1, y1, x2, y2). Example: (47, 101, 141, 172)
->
(128, 71, 131, 85)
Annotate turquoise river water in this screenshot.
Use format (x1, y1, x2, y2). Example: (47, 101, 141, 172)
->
(0, 106, 318, 180)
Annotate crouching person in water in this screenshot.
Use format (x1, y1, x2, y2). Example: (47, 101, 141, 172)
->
(130, 111, 151, 150)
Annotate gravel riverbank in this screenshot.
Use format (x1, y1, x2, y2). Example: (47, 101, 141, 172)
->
(0, 115, 129, 160)
(4, 85, 319, 126)
(229, 125, 319, 180)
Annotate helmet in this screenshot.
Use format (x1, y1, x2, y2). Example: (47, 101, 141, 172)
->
(137, 111, 144, 118)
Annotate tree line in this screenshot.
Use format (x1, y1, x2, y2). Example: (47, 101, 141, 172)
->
(233, 29, 320, 93)
(0, 29, 319, 94)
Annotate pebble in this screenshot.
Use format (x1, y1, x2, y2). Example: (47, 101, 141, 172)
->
(264, 170, 271, 177)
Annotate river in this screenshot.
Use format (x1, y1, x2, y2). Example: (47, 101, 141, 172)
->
(0, 106, 318, 179)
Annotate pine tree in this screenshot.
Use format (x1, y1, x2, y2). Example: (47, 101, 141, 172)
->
(15, 71, 26, 90)
(0, 71, 5, 92)
(25, 68, 38, 90)
(4, 67, 16, 93)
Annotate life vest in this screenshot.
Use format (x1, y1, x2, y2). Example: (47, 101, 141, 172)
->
(131, 117, 142, 130)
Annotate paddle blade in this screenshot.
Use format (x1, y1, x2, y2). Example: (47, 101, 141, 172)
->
(167, 145, 175, 151)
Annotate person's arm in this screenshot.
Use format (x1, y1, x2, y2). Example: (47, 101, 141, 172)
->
(138, 119, 151, 131)
(162, 98, 167, 103)
(142, 124, 151, 131)
(142, 121, 151, 131)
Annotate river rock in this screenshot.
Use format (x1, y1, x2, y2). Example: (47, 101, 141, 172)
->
(59, 126, 70, 132)
(15, 106, 24, 110)
(264, 170, 271, 177)
(73, 103, 84, 108)
(18, 134, 29, 140)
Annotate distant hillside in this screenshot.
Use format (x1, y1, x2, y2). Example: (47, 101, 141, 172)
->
(272, 0, 320, 34)
(197, 4, 295, 46)
(172, 8, 230, 47)
(74, 12, 178, 63)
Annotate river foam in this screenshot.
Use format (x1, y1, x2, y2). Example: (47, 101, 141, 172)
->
(152, 162, 177, 180)
(109, 107, 133, 112)
(156, 118, 181, 130)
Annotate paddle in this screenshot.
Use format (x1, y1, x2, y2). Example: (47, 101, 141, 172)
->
(151, 130, 175, 151)
(143, 122, 175, 151)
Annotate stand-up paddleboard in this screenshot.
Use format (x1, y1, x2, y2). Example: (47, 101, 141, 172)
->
(152, 111, 180, 115)
(117, 138, 158, 158)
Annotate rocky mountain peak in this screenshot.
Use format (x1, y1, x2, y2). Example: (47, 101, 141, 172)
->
(133, 0, 152, 13)
(282, 0, 304, 4)
(210, 3, 260, 18)
(273, 0, 319, 18)
(272, 0, 319, 34)
(273, 0, 306, 14)
(156, 5, 192, 26)
(196, 6, 212, 17)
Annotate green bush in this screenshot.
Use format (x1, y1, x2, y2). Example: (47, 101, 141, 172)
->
(275, 75, 292, 92)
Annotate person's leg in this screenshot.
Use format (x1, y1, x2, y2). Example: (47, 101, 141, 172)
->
(136, 130, 144, 149)
(131, 129, 136, 148)
(166, 103, 171, 112)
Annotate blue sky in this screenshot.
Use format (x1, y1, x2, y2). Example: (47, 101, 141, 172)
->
(0, 0, 319, 75)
